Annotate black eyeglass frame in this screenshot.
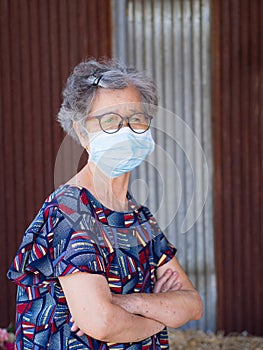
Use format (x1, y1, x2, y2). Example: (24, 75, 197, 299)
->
(87, 112, 153, 134)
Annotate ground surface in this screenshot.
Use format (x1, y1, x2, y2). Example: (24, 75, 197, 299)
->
(168, 330, 263, 349)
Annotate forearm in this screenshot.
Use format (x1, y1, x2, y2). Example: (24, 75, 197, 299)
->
(112, 290, 203, 328)
(86, 302, 165, 343)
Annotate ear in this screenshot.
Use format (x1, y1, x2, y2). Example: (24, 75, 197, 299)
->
(73, 121, 89, 149)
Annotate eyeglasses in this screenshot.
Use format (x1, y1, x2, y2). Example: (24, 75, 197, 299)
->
(87, 112, 153, 134)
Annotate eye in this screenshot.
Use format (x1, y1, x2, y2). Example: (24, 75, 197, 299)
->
(130, 113, 148, 123)
(101, 113, 120, 123)
(100, 113, 122, 133)
(104, 116, 114, 123)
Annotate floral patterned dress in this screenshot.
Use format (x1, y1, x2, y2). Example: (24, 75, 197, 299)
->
(7, 184, 177, 350)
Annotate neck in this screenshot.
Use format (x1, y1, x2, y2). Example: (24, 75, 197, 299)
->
(80, 161, 130, 211)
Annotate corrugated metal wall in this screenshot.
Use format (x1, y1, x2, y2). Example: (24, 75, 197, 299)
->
(112, 0, 215, 331)
(0, 0, 112, 326)
(213, 0, 263, 336)
(2, 0, 261, 337)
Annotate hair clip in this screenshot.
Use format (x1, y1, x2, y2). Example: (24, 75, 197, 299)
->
(85, 70, 104, 87)
(92, 75, 103, 86)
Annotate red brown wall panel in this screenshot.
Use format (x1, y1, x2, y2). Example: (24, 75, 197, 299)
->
(0, 0, 112, 326)
(213, 0, 263, 336)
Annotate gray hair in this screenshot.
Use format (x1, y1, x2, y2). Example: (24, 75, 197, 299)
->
(57, 59, 158, 144)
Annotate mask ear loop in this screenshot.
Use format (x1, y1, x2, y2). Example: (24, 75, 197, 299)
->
(83, 127, 90, 154)
(75, 121, 90, 152)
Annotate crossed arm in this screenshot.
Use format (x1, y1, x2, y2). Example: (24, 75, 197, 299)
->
(58, 256, 203, 343)
(111, 257, 203, 328)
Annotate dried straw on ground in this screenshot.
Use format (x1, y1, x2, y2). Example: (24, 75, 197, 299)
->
(168, 329, 263, 350)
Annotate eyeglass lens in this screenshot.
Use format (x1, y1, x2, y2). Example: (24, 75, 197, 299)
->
(100, 113, 150, 133)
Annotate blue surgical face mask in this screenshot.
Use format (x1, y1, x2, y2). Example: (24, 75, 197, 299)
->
(87, 127, 155, 178)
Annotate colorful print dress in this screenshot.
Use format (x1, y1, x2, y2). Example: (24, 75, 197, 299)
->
(7, 184, 177, 350)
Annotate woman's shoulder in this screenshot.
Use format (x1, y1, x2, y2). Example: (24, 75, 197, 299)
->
(46, 183, 82, 202)
(43, 184, 89, 215)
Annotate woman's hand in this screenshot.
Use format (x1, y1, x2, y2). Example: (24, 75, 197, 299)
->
(71, 317, 85, 337)
(153, 268, 182, 293)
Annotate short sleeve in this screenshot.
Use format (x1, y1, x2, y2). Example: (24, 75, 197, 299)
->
(153, 231, 177, 267)
(52, 209, 106, 279)
(7, 204, 106, 288)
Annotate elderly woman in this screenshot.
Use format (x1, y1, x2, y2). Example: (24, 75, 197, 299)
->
(7, 59, 202, 349)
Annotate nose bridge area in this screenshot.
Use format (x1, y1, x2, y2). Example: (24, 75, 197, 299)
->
(122, 116, 129, 127)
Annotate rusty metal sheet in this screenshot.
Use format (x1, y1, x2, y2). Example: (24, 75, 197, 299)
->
(0, 0, 112, 326)
(213, 0, 263, 336)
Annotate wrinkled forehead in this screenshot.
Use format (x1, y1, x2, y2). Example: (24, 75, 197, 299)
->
(89, 103, 145, 117)
(89, 86, 143, 115)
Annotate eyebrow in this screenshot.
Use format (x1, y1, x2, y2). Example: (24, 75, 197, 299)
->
(89, 109, 144, 117)
(129, 108, 144, 113)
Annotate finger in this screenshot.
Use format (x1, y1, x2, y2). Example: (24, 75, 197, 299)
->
(154, 269, 173, 293)
(160, 273, 178, 293)
(154, 269, 174, 293)
(71, 322, 80, 332)
(160, 271, 180, 292)
(170, 282, 182, 291)
(77, 329, 85, 337)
